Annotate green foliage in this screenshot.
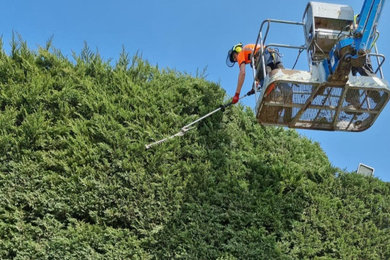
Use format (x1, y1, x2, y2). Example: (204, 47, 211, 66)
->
(280, 173, 390, 259)
(0, 37, 389, 259)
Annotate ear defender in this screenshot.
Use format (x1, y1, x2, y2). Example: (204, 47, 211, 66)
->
(233, 43, 243, 53)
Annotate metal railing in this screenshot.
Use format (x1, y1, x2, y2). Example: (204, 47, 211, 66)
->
(251, 19, 306, 92)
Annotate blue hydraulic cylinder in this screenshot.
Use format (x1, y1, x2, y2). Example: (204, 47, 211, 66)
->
(354, 0, 385, 53)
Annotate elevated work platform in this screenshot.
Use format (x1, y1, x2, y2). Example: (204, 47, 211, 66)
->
(251, 1, 389, 132)
(256, 69, 390, 131)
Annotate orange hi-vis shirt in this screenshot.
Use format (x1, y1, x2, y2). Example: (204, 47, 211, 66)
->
(237, 44, 260, 66)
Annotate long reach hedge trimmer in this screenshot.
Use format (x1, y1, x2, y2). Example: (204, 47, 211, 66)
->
(145, 90, 254, 149)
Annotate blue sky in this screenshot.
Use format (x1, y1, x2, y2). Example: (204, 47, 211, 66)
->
(1, 0, 389, 181)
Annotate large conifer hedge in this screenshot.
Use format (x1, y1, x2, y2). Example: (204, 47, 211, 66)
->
(0, 38, 389, 259)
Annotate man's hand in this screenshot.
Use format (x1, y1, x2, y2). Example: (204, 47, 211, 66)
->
(232, 92, 240, 104)
(247, 88, 255, 96)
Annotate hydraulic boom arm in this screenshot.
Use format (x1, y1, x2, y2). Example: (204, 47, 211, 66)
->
(327, 0, 386, 82)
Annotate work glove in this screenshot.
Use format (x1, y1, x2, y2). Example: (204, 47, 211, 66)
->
(247, 88, 255, 96)
(232, 92, 240, 104)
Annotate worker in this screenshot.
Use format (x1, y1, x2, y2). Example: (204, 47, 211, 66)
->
(226, 43, 284, 104)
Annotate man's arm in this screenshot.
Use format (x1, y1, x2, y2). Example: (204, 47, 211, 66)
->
(235, 63, 246, 95)
(232, 63, 246, 104)
(232, 63, 245, 104)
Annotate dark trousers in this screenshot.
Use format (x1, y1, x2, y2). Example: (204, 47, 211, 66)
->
(254, 49, 283, 82)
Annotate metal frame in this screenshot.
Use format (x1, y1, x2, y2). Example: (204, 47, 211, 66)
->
(302, 2, 354, 64)
(251, 19, 306, 90)
(256, 70, 390, 131)
(249, 1, 389, 132)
